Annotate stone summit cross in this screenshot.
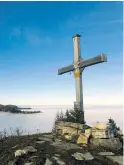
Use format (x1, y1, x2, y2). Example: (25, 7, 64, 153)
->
(58, 34, 107, 123)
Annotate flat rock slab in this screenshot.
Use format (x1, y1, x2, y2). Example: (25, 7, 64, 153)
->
(24, 163, 33, 165)
(29, 156, 39, 161)
(23, 146, 37, 153)
(98, 152, 115, 156)
(43, 134, 53, 138)
(106, 156, 123, 165)
(52, 156, 66, 165)
(12, 145, 19, 149)
(45, 158, 53, 165)
(54, 154, 60, 157)
(82, 152, 94, 160)
(72, 152, 84, 160)
(72, 152, 94, 161)
(38, 137, 53, 142)
(36, 141, 45, 144)
(51, 141, 81, 151)
(55, 139, 62, 142)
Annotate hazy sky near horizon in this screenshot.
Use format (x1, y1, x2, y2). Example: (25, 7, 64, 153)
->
(0, 1, 123, 105)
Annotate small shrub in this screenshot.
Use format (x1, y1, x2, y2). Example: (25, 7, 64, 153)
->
(14, 127, 23, 136)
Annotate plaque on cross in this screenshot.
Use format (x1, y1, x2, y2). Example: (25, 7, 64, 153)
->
(58, 34, 107, 123)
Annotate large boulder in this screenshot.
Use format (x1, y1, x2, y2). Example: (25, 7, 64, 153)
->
(77, 133, 88, 145)
(62, 133, 79, 143)
(85, 128, 91, 138)
(90, 137, 122, 150)
(92, 122, 108, 129)
(91, 122, 118, 139)
(55, 121, 90, 136)
(64, 134, 72, 141)
(14, 149, 27, 157)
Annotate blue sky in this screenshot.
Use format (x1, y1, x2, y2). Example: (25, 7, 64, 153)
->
(0, 1, 123, 105)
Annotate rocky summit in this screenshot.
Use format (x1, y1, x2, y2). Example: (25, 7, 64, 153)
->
(0, 133, 123, 165)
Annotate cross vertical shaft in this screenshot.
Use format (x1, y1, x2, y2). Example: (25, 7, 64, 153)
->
(73, 35, 84, 121)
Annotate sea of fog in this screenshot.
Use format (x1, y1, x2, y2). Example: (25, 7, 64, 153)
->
(0, 105, 123, 135)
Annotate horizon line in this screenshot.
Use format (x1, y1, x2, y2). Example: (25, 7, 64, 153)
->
(2, 104, 122, 107)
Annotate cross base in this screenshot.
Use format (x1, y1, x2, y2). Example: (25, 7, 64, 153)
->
(74, 101, 83, 111)
(74, 101, 85, 124)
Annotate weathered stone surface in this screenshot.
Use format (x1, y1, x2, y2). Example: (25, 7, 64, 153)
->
(85, 128, 91, 138)
(91, 122, 109, 139)
(72, 152, 94, 161)
(55, 121, 90, 136)
(51, 140, 81, 150)
(29, 156, 39, 161)
(106, 156, 123, 165)
(12, 145, 19, 149)
(56, 159, 65, 165)
(8, 161, 15, 165)
(45, 158, 53, 165)
(36, 141, 45, 144)
(54, 154, 60, 157)
(55, 139, 62, 142)
(62, 134, 79, 143)
(52, 156, 65, 165)
(92, 122, 108, 129)
(91, 122, 117, 139)
(72, 152, 84, 160)
(23, 146, 37, 153)
(56, 121, 90, 130)
(52, 156, 59, 160)
(24, 162, 33, 165)
(90, 138, 122, 150)
(64, 134, 72, 141)
(38, 137, 52, 142)
(14, 149, 27, 157)
(91, 129, 108, 139)
(43, 134, 53, 138)
(98, 152, 115, 156)
(82, 152, 94, 160)
(77, 133, 88, 145)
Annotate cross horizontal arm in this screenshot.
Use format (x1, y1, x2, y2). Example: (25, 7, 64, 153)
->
(58, 64, 74, 75)
(80, 53, 107, 68)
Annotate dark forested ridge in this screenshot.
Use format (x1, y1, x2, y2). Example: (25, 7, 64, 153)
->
(0, 104, 41, 114)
